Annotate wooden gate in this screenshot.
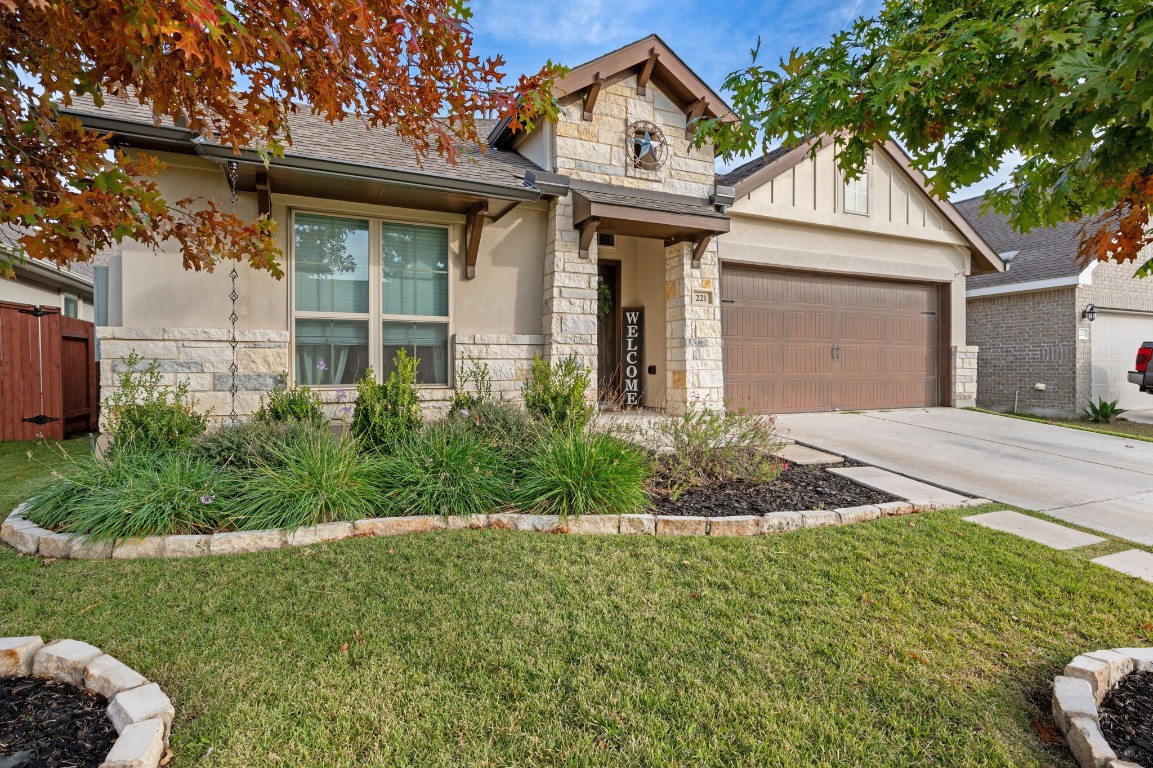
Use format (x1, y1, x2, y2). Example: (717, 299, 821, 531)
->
(0, 301, 98, 441)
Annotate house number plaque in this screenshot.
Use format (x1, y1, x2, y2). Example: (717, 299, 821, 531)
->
(621, 307, 644, 407)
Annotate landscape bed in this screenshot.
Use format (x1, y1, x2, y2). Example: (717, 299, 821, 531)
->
(0, 676, 116, 768)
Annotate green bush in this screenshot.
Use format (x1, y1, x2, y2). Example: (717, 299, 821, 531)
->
(516, 430, 652, 518)
(255, 380, 327, 428)
(656, 407, 784, 499)
(104, 352, 208, 453)
(371, 421, 511, 517)
(24, 451, 233, 541)
(449, 400, 541, 458)
(229, 431, 388, 530)
(191, 419, 323, 470)
(449, 357, 493, 415)
(522, 354, 593, 431)
(1084, 397, 1127, 423)
(351, 351, 422, 450)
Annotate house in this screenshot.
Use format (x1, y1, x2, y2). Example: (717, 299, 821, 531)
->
(961, 195, 1153, 416)
(2, 256, 94, 320)
(61, 35, 1001, 422)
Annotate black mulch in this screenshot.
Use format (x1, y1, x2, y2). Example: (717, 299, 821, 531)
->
(0, 677, 117, 768)
(650, 460, 901, 517)
(1101, 670, 1153, 767)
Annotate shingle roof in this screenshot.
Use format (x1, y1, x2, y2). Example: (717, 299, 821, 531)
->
(716, 145, 794, 188)
(957, 195, 1093, 289)
(572, 185, 727, 220)
(60, 96, 540, 192)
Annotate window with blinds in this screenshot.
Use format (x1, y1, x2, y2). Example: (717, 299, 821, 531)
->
(292, 212, 450, 386)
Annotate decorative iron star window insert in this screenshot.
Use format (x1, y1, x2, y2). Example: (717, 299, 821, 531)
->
(628, 120, 667, 171)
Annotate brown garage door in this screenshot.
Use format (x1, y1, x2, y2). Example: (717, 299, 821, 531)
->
(722, 267, 938, 413)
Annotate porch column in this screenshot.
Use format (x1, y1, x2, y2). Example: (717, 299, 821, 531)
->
(542, 196, 599, 396)
(664, 239, 725, 413)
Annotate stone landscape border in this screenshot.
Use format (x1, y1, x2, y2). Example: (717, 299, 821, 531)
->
(1, 496, 991, 560)
(0, 636, 174, 768)
(1052, 647, 1153, 768)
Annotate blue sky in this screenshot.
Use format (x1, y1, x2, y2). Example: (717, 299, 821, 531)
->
(468, 0, 1016, 200)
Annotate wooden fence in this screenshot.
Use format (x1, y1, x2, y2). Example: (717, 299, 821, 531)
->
(0, 300, 98, 441)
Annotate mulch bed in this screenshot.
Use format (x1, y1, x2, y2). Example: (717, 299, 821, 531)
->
(0, 677, 117, 768)
(650, 460, 901, 517)
(1101, 669, 1153, 767)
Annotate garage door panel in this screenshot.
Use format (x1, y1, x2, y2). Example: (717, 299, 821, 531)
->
(1091, 311, 1153, 409)
(722, 266, 938, 413)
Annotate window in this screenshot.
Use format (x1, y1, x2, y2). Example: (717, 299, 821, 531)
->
(292, 212, 450, 386)
(843, 171, 870, 216)
(62, 293, 79, 319)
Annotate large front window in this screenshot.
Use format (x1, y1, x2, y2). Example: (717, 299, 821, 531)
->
(292, 212, 450, 386)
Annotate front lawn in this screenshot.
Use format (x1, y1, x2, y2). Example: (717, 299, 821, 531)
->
(3, 465, 1151, 766)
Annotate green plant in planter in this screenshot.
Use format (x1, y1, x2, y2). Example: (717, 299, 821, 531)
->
(450, 357, 493, 415)
(516, 429, 652, 518)
(522, 354, 593, 432)
(191, 419, 323, 470)
(255, 378, 327, 428)
(104, 352, 208, 454)
(656, 407, 784, 500)
(351, 350, 422, 450)
(1084, 397, 1127, 423)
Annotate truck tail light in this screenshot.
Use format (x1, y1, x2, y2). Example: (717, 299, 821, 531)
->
(1137, 347, 1152, 373)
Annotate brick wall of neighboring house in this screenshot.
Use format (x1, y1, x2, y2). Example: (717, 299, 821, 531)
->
(966, 288, 1079, 415)
(1075, 258, 1153, 406)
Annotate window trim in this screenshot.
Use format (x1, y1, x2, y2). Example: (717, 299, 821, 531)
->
(288, 208, 454, 389)
(842, 170, 870, 217)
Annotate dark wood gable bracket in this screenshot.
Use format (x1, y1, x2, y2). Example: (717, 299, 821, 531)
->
(583, 74, 604, 121)
(464, 201, 488, 279)
(255, 172, 272, 217)
(578, 218, 600, 258)
(691, 235, 712, 270)
(685, 99, 709, 138)
(636, 48, 659, 95)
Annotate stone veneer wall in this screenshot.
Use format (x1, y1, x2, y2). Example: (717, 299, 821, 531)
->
(665, 241, 725, 411)
(966, 288, 1079, 416)
(951, 346, 978, 407)
(453, 334, 544, 402)
(98, 327, 290, 426)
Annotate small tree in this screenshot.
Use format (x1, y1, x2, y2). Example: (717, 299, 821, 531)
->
(351, 351, 422, 449)
(522, 355, 593, 432)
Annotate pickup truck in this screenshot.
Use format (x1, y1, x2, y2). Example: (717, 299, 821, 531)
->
(1129, 342, 1153, 391)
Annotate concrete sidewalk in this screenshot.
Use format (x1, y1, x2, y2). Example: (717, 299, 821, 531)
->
(777, 408, 1153, 545)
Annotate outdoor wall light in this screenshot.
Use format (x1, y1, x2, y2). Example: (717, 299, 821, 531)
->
(1082, 304, 1098, 322)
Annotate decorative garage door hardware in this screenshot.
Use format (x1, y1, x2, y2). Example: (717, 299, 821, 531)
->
(2, 497, 992, 561)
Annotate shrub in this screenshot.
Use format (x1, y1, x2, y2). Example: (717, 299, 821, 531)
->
(25, 451, 233, 541)
(516, 429, 652, 518)
(351, 351, 422, 450)
(449, 357, 493, 415)
(229, 431, 388, 530)
(656, 407, 784, 499)
(255, 379, 327, 428)
(449, 400, 540, 458)
(1084, 397, 1127, 423)
(103, 352, 208, 453)
(371, 421, 511, 517)
(522, 354, 593, 431)
(191, 419, 323, 470)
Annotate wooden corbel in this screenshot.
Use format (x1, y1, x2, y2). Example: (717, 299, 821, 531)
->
(578, 218, 600, 259)
(255, 172, 271, 218)
(583, 73, 603, 121)
(464, 201, 488, 279)
(637, 48, 659, 95)
(691, 235, 712, 270)
(685, 98, 709, 137)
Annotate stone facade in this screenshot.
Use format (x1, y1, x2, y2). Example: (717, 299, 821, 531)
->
(967, 288, 1079, 415)
(452, 334, 544, 402)
(951, 345, 978, 407)
(664, 240, 724, 411)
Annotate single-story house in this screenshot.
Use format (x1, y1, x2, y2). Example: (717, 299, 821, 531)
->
(1, 257, 94, 320)
(63, 35, 1001, 421)
(960, 195, 1153, 416)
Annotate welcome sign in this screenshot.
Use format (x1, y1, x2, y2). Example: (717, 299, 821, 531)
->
(621, 307, 643, 407)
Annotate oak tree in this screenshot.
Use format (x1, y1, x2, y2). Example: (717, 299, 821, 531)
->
(0, 0, 562, 278)
(701, 1, 1153, 274)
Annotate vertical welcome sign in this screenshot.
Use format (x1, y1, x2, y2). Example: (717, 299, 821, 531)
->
(621, 307, 643, 407)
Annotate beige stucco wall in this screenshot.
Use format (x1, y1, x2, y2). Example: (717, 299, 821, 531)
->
(2, 271, 93, 321)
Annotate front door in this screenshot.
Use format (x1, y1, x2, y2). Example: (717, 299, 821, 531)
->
(596, 262, 621, 406)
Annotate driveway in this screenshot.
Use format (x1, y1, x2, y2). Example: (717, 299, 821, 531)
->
(777, 408, 1153, 545)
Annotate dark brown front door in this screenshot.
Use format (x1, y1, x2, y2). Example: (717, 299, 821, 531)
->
(596, 262, 621, 404)
(721, 267, 938, 413)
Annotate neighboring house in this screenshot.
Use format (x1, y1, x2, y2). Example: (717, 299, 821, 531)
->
(2, 256, 94, 320)
(62, 35, 1000, 421)
(961, 195, 1153, 416)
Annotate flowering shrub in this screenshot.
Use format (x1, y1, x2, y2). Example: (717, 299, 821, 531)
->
(104, 352, 208, 454)
(522, 355, 593, 432)
(655, 407, 784, 500)
(255, 379, 327, 428)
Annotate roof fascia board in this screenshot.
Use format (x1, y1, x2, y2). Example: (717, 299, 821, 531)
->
(59, 110, 195, 148)
(573, 192, 730, 234)
(17, 260, 95, 292)
(966, 275, 1080, 298)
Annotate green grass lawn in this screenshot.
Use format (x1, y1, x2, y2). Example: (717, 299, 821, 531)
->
(967, 406, 1153, 442)
(0, 437, 90, 514)
(3, 440, 1152, 767)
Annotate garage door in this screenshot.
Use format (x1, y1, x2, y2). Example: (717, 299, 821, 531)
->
(722, 267, 939, 413)
(1092, 310, 1153, 409)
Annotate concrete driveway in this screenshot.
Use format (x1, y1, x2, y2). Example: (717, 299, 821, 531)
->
(777, 408, 1153, 545)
